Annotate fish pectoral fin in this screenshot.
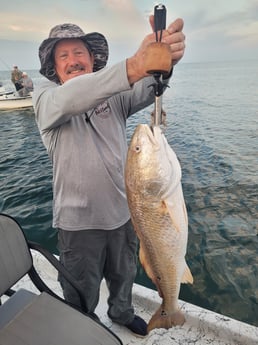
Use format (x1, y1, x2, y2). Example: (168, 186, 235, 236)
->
(181, 263, 194, 284)
(163, 199, 181, 233)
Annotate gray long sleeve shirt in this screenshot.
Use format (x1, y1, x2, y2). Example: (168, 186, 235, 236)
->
(33, 60, 170, 231)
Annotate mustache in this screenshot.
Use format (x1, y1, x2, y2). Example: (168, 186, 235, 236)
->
(66, 64, 85, 74)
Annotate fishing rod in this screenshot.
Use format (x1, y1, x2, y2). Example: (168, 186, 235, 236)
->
(0, 57, 11, 71)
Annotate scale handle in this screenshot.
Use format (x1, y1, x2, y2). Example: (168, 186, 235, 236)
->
(154, 4, 166, 41)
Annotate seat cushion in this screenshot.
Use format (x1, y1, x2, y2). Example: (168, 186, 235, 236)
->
(0, 289, 37, 329)
(0, 214, 32, 296)
(0, 291, 121, 345)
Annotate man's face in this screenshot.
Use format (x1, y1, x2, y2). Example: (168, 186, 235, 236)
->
(54, 38, 94, 83)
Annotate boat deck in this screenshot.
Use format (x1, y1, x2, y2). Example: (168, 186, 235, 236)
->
(10, 251, 258, 345)
(0, 89, 33, 110)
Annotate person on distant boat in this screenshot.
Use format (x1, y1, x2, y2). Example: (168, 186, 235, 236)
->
(11, 65, 23, 91)
(33, 18, 185, 337)
(18, 72, 34, 97)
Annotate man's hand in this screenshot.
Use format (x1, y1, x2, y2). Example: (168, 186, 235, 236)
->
(149, 16, 185, 66)
(126, 16, 185, 85)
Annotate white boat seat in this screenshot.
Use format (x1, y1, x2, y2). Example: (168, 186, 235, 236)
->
(0, 213, 122, 345)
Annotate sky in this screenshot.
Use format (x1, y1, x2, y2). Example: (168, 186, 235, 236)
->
(0, 0, 257, 71)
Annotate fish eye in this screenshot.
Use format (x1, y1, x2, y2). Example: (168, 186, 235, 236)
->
(135, 145, 141, 152)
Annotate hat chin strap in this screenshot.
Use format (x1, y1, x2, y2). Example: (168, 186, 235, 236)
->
(55, 69, 64, 84)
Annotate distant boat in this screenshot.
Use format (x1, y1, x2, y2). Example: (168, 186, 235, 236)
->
(0, 84, 33, 111)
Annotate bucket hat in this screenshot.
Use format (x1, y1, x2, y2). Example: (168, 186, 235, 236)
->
(39, 23, 109, 84)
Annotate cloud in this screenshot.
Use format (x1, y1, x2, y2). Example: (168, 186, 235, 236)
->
(180, 0, 258, 62)
(100, 0, 149, 39)
(0, 0, 257, 67)
(0, 39, 40, 71)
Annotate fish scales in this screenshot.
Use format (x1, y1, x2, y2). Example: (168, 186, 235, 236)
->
(125, 123, 193, 333)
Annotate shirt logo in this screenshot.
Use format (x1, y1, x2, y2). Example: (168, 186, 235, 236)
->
(95, 101, 111, 119)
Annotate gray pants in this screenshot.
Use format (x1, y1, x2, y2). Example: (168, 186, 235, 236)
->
(58, 220, 138, 325)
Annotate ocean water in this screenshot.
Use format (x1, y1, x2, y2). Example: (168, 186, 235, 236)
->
(0, 60, 257, 327)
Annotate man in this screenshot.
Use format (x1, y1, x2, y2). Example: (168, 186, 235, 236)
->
(33, 16, 185, 336)
(19, 72, 34, 97)
(11, 65, 23, 91)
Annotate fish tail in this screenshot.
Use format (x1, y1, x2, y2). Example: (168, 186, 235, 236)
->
(147, 306, 185, 333)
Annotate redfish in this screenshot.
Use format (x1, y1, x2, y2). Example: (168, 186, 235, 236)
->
(125, 124, 193, 333)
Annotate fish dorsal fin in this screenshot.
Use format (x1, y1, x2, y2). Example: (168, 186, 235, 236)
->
(181, 263, 194, 284)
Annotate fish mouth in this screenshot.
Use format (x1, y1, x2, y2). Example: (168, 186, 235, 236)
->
(142, 124, 160, 147)
(146, 124, 164, 151)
